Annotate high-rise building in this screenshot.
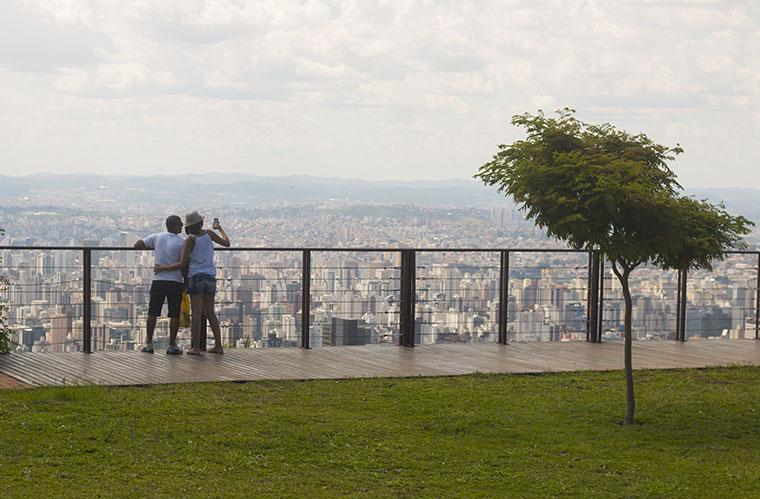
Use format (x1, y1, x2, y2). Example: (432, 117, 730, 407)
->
(233, 288, 254, 314)
(322, 317, 370, 346)
(49, 312, 72, 353)
(286, 281, 301, 311)
(35, 252, 54, 276)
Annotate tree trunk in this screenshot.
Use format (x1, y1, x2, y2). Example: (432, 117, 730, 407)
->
(619, 272, 635, 425)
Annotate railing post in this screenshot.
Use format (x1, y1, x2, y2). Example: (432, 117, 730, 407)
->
(597, 256, 604, 342)
(755, 253, 759, 340)
(586, 252, 592, 341)
(587, 251, 600, 342)
(191, 318, 208, 351)
(399, 249, 416, 348)
(675, 268, 682, 341)
(301, 250, 311, 348)
(498, 250, 510, 344)
(82, 248, 92, 353)
(677, 268, 688, 341)
(201, 317, 208, 350)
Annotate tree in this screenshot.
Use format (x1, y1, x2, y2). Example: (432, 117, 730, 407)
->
(475, 109, 753, 424)
(0, 227, 11, 354)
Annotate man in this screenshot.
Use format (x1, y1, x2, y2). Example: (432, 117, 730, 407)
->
(134, 215, 185, 354)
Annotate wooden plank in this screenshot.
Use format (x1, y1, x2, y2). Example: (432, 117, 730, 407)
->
(1, 340, 759, 388)
(0, 371, 28, 389)
(0, 353, 82, 386)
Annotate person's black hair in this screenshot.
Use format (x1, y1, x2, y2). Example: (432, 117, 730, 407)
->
(166, 215, 182, 232)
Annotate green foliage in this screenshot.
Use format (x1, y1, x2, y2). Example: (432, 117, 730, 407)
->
(475, 109, 752, 271)
(0, 227, 10, 354)
(1, 368, 760, 497)
(657, 197, 754, 271)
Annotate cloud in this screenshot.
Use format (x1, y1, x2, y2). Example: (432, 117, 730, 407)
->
(0, 1, 107, 72)
(0, 0, 757, 187)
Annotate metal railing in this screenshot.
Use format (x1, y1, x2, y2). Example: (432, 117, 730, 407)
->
(1, 246, 759, 353)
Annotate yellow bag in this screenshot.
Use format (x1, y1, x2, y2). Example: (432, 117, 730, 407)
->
(179, 292, 191, 328)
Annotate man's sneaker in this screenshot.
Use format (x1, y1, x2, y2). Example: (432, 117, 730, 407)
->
(141, 343, 154, 353)
(166, 345, 182, 355)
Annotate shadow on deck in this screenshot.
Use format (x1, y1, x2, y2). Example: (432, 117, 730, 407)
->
(1, 340, 759, 388)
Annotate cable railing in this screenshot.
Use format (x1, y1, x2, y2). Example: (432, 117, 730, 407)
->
(599, 266, 680, 341)
(1, 246, 759, 353)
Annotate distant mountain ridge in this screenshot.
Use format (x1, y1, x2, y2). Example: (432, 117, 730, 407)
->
(0, 173, 507, 206)
(688, 188, 760, 225)
(1, 173, 758, 220)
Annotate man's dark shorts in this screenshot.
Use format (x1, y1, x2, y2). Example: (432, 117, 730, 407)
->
(187, 273, 217, 295)
(148, 280, 184, 319)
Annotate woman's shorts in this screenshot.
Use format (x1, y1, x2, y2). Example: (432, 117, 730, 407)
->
(187, 273, 217, 295)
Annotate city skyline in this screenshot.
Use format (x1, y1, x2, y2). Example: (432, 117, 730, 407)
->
(2, 196, 757, 354)
(4, 238, 755, 354)
(3, 173, 759, 248)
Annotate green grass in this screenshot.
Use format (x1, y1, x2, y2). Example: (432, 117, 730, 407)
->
(2, 367, 760, 498)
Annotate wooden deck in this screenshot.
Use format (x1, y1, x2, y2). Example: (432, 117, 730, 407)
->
(1, 340, 759, 388)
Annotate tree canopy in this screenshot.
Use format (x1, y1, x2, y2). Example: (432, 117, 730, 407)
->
(475, 109, 752, 273)
(656, 196, 753, 271)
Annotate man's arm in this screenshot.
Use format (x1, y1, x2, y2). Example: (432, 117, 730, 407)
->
(154, 236, 195, 273)
(136, 234, 157, 250)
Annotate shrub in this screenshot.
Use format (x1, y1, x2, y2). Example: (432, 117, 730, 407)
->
(0, 227, 11, 354)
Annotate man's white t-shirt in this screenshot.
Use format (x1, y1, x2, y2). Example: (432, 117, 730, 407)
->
(142, 232, 184, 283)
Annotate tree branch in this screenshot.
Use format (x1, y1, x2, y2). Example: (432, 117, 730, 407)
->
(611, 260, 623, 281)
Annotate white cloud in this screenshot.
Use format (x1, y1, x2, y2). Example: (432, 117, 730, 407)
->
(0, 0, 757, 187)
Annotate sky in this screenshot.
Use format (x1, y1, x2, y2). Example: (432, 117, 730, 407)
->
(0, 0, 758, 187)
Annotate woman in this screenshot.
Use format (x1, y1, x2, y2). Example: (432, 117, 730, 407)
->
(155, 211, 230, 355)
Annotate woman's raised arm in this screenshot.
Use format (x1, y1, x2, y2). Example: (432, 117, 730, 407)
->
(207, 226, 230, 247)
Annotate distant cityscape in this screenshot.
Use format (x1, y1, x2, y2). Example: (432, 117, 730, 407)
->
(1, 175, 758, 352)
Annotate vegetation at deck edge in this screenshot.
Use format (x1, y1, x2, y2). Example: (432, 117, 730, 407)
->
(0, 227, 11, 354)
(2, 367, 760, 497)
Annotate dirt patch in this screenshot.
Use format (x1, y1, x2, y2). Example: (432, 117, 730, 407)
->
(0, 371, 29, 389)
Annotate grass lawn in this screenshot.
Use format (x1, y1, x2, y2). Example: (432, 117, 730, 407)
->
(1, 366, 759, 498)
